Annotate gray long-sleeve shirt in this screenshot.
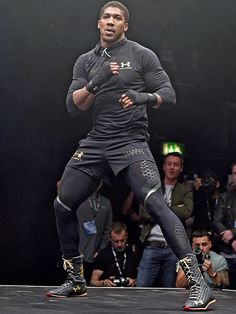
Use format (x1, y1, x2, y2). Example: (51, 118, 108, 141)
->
(66, 37, 176, 142)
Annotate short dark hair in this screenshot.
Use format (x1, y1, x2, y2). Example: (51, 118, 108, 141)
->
(99, 1, 129, 22)
(191, 230, 212, 242)
(163, 152, 184, 165)
(110, 221, 127, 235)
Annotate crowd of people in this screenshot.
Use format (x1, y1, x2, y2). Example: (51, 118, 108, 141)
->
(55, 154, 236, 292)
(79, 157, 236, 291)
(120, 158, 236, 290)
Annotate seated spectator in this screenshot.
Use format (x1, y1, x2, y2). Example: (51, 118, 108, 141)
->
(90, 222, 137, 287)
(176, 230, 229, 289)
(213, 161, 236, 289)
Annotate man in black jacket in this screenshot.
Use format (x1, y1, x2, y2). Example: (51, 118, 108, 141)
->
(90, 222, 137, 287)
(214, 161, 236, 289)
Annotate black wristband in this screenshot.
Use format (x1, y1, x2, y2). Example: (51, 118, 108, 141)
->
(86, 80, 99, 94)
(86, 61, 113, 94)
(147, 93, 158, 106)
(126, 89, 158, 107)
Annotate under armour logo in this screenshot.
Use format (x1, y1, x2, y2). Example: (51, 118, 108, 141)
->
(72, 151, 84, 161)
(120, 61, 132, 69)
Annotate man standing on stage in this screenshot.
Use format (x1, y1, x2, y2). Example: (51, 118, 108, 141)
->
(47, 1, 215, 311)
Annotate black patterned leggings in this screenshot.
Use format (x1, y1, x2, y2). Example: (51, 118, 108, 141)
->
(54, 160, 191, 258)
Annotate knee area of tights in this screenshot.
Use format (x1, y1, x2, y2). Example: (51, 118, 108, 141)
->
(145, 191, 162, 207)
(54, 197, 71, 214)
(145, 195, 165, 216)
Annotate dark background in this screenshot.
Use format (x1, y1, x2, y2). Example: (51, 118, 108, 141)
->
(1, 0, 236, 284)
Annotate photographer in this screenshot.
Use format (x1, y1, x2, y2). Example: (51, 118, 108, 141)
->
(176, 230, 229, 289)
(90, 222, 137, 287)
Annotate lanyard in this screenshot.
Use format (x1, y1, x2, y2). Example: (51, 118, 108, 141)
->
(88, 195, 101, 213)
(111, 247, 127, 277)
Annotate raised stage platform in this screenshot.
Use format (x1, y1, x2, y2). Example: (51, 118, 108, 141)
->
(0, 285, 235, 313)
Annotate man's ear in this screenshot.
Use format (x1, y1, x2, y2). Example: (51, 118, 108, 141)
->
(163, 163, 166, 172)
(124, 23, 129, 32)
(98, 20, 101, 29)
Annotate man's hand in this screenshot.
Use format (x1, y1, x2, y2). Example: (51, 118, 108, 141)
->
(103, 276, 116, 287)
(119, 89, 159, 109)
(202, 259, 214, 276)
(126, 277, 136, 287)
(110, 62, 120, 75)
(86, 62, 119, 94)
(221, 230, 233, 243)
(232, 239, 236, 252)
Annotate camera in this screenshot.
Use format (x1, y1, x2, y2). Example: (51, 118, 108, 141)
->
(193, 246, 204, 267)
(193, 246, 210, 270)
(201, 176, 216, 189)
(112, 277, 129, 287)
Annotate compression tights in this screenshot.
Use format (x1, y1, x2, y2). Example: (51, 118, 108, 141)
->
(54, 160, 191, 259)
(54, 167, 99, 258)
(121, 160, 192, 259)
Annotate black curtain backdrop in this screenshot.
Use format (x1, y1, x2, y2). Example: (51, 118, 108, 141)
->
(1, 0, 236, 284)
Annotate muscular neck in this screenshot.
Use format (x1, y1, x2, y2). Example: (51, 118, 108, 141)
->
(100, 34, 125, 48)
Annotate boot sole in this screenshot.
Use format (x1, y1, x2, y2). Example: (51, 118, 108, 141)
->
(47, 292, 87, 298)
(183, 298, 216, 311)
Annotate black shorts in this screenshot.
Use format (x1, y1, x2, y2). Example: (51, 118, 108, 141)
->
(66, 138, 156, 180)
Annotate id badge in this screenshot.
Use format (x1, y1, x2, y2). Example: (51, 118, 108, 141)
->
(83, 220, 97, 235)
